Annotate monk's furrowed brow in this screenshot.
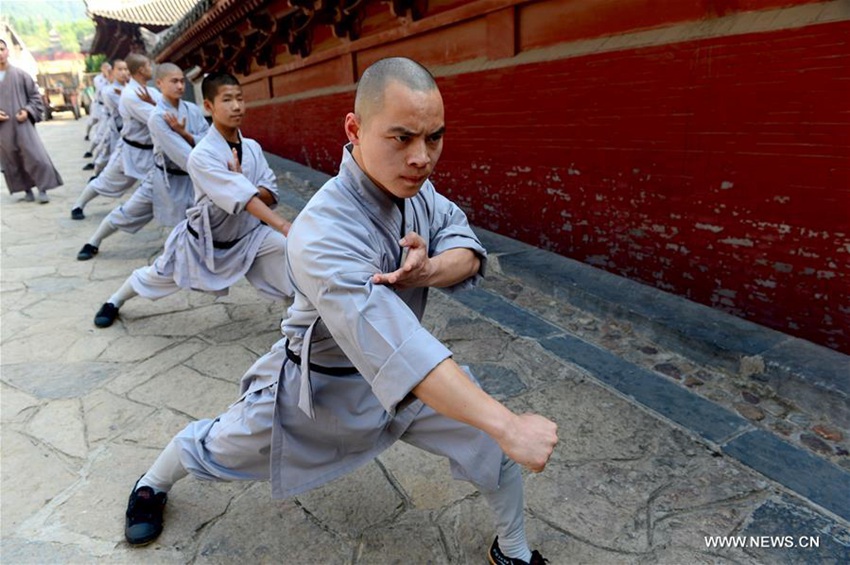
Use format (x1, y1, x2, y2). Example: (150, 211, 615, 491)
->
(387, 126, 417, 136)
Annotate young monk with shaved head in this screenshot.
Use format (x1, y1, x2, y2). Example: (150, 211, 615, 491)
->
(88, 59, 130, 176)
(75, 62, 209, 261)
(120, 58, 556, 564)
(70, 53, 161, 219)
(91, 71, 291, 328)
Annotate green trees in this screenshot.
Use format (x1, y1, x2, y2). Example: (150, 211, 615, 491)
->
(6, 15, 94, 54)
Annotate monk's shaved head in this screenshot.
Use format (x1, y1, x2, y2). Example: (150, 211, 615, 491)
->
(156, 62, 182, 80)
(355, 57, 438, 123)
(126, 53, 150, 75)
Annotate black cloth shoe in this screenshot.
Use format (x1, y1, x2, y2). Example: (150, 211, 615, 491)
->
(83, 151, 93, 158)
(82, 162, 95, 170)
(71, 207, 85, 220)
(488, 537, 548, 565)
(125, 480, 167, 546)
(94, 302, 119, 328)
(77, 243, 99, 261)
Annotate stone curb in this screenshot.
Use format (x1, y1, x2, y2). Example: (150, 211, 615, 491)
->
(453, 287, 850, 524)
(474, 229, 850, 431)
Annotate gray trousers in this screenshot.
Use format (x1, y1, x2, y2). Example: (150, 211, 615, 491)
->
(90, 149, 137, 199)
(106, 180, 154, 234)
(166, 380, 525, 544)
(144, 373, 528, 556)
(128, 230, 289, 301)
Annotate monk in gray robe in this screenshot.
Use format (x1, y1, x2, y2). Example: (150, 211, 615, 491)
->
(121, 60, 556, 565)
(71, 53, 161, 220)
(90, 59, 129, 176)
(82, 62, 111, 167)
(0, 39, 62, 203)
(76, 63, 209, 261)
(91, 72, 290, 328)
(84, 61, 111, 145)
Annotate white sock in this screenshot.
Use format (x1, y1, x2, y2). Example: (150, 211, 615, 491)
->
(73, 185, 99, 210)
(137, 439, 188, 494)
(482, 457, 532, 562)
(107, 279, 138, 308)
(88, 219, 118, 247)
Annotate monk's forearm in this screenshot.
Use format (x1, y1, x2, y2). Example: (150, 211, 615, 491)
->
(411, 358, 513, 441)
(426, 248, 480, 288)
(246, 196, 290, 235)
(411, 357, 559, 472)
(256, 186, 276, 206)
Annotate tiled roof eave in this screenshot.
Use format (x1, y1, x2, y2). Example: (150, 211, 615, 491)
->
(153, 0, 270, 61)
(88, 0, 199, 27)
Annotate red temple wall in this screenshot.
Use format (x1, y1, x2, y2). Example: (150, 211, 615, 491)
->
(239, 1, 849, 352)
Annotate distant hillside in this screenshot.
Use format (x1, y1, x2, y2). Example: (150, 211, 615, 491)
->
(2, 0, 92, 54)
(0, 0, 88, 23)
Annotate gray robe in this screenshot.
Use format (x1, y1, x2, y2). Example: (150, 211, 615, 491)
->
(93, 81, 123, 169)
(90, 72, 108, 123)
(0, 64, 63, 194)
(147, 97, 209, 227)
(237, 145, 503, 498)
(119, 78, 161, 181)
(149, 125, 285, 295)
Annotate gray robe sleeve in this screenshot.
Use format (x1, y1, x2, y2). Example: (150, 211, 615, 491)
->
(186, 145, 260, 214)
(188, 106, 210, 148)
(122, 89, 157, 131)
(426, 188, 488, 293)
(245, 139, 278, 208)
(22, 72, 44, 124)
(290, 205, 452, 416)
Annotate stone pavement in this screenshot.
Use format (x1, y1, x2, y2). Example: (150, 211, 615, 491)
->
(1, 116, 848, 564)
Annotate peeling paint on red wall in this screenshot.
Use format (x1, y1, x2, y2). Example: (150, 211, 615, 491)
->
(245, 21, 850, 353)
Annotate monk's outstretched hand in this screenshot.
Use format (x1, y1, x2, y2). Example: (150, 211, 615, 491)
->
(497, 413, 558, 473)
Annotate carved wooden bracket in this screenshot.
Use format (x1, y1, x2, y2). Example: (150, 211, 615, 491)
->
(388, 0, 427, 20)
(182, 0, 433, 70)
(220, 30, 244, 65)
(234, 51, 253, 76)
(248, 10, 276, 34)
(256, 41, 277, 69)
(201, 40, 222, 71)
(246, 10, 279, 69)
(332, 0, 364, 40)
(285, 10, 315, 58)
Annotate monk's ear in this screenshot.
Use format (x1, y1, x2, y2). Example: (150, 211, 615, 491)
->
(203, 98, 214, 115)
(344, 112, 361, 145)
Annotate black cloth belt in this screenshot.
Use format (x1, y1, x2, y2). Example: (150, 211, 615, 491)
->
(155, 162, 189, 176)
(186, 223, 242, 249)
(123, 137, 154, 150)
(284, 339, 359, 376)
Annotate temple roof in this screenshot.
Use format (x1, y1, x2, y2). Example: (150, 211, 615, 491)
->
(86, 0, 199, 26)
